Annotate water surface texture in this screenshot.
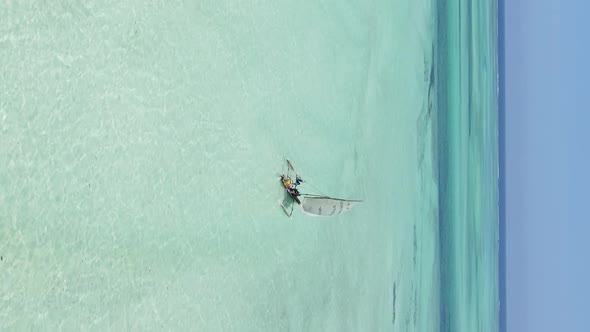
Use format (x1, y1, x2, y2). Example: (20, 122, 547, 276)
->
(0, 1, 497, 331)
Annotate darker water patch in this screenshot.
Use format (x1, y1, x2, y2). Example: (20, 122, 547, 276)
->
(413, 224, 418, 267)
(392, 282, 397, 325)
(435, 0, 453, 330)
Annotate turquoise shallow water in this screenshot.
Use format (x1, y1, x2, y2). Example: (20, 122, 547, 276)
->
(437, 0, 499, 331)
(0, 0, 497, 331)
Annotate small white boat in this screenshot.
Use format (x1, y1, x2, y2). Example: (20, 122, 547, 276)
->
(279, 159, 362, 217)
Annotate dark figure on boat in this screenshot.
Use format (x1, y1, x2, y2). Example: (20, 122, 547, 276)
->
(295, 176, 303, 186)
(287, 186, 301, 205)
(281, 175, 302, 205)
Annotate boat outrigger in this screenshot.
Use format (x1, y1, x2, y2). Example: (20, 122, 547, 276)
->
(279, 159, 362, 217)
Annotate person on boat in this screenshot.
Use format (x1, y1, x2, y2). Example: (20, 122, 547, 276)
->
(295, 175, 303, 186)
(281, 175, 302, 205)
(281, 175, 293, 189)
(288, 187, 301, 205)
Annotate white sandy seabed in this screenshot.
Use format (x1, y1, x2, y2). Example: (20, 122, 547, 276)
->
(0, 1, 439, 331)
